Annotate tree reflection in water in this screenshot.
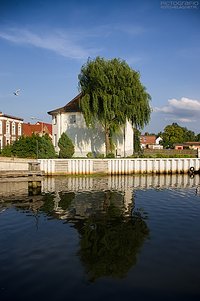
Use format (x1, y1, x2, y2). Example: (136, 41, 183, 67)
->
(55, 190, 149, 281)
(3, 188, 149, 282)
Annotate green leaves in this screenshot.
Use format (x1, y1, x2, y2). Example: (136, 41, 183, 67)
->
(58, 132, 75, 158)
(1, 134, 56, 158)
(78, 56, 151, 154)
(161, 123, 197, 148)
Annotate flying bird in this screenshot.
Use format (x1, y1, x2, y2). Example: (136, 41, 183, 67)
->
(13, 89, 20, 96)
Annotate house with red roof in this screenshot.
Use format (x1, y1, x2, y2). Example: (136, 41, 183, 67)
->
(140, 135, 163, 149)
(174, 142, 200, 150)
(23, 121, 52, 138)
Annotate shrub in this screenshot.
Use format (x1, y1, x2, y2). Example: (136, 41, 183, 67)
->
(1, 144, 13, 157)
(106, 152, 115, 158)
(96, 153, 105, 159)
(1, 134, 56, 158)
(58, 133, 75, 158)
(86, 152, 94, 158)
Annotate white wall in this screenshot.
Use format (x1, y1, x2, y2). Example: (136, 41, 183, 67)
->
(52, 112, 134, 157)
(39, 158, 200, 175)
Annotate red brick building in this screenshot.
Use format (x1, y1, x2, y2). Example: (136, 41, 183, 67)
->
(0, 112, 23, 150)
(23, 121, 52, 138)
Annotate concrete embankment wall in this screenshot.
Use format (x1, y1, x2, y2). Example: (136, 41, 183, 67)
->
(1, 157, 200, 176)
(39, 158, 200, 175)
(0, 157, 37, 171)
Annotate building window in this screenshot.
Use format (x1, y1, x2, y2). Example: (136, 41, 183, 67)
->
(18, 123, 22, 136)
(69, 115, 76, 124)
(12, 122, 16, 135)
(54, 134, 57, 147)
(6, 121, 10, 134)
(0, 137, 2, 149)
(0, 121, 2, 135)
(53, 116, 57, 125)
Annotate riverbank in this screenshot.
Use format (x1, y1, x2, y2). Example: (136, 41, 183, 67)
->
(1, 157, 200, 176)
(39, 158, 200, 175)
(0, 157, 43, 179)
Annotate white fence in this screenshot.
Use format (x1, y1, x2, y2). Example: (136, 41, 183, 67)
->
(39, 158, 200, 175)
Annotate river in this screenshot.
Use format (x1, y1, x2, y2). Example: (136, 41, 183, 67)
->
(0, 174, 200, 301)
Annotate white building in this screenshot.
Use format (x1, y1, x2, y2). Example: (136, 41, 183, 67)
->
(48, 94, 134, 157)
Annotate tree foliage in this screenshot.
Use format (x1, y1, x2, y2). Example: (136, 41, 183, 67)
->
(160, 123, 196, 148)
(78, 57, 151, 154)
(1, 134, 56, 158)
(133, 128, 141, 152)
(58, 132, 75, 158)
(196, 133, 200, 141)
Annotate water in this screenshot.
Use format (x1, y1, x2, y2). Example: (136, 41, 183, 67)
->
(0, 174, 200, 301)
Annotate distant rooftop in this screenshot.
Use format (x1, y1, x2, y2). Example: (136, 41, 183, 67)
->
(0, 112, 23, 121)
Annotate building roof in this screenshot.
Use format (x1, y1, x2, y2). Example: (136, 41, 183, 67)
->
(23, 122, 52, 136)
(0, 112, 23, 121)
(48, 93, 82, 115)
(174, 142, 200, 146)
(140, 135, 156, 145)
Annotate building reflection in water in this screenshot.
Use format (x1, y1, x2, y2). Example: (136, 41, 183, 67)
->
(0, 174, 200, 280)
(37, 188, 149, 280)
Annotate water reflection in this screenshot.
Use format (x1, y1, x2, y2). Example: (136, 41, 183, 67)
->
(0, 174, 200, 281)
(77, 203, 149, 281)
(0, 176, 151, 280)
(1, 175, 200, 299)
(38, 189, 149, 280)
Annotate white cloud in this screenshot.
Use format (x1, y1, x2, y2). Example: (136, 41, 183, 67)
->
(0, 23, 146, 60)
(154, 97, 200, 123)
(0, 27, 98, 60)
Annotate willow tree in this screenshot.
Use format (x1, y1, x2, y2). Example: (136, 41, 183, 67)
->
(78, 57, 151, 155)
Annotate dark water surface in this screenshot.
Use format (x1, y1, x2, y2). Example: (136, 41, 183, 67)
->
(0, 175, 200, 301)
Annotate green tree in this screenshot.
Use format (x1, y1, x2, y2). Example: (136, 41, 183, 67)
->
(196, 133, 200, 141)
(78, 57, 151, 155)
(58, 132, 75, 158)
(1, 134, 56, 158)
(38, 134, 57, 158)
(161, 123, 196, 148)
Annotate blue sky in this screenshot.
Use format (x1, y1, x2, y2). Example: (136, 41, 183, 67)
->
(0, 0, 200, 133)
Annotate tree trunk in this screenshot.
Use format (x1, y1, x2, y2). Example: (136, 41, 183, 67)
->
(105, 127, 111, 156)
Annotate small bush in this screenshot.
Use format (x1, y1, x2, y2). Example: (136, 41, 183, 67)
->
(58, 133, 75, 158)
(86, 152, 94, 158)
(106, 152, 115, 158)
(96, 153, 105, 159)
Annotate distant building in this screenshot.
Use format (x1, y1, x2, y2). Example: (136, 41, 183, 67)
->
(23, 122, 52, 138)
(48, 94, 134, 157)
(174, 142, 200, 150)
(0, 112, 23, 150)
(140, 135, 163, 149)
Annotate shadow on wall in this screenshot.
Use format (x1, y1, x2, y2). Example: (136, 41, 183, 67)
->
(67, 125, 124, 156)
(66, 126, 105, 156)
